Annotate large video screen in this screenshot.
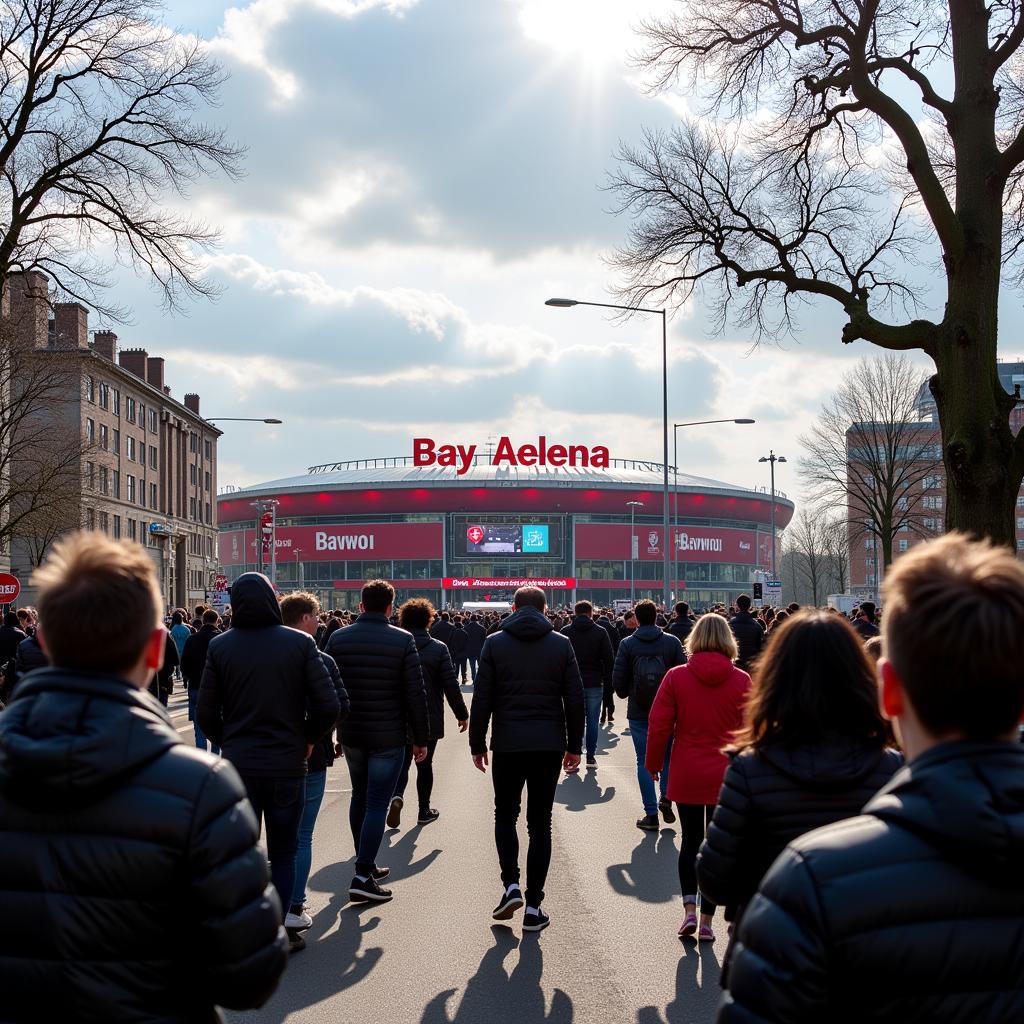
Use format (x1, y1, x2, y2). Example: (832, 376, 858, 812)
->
(459, 523, 552, 555)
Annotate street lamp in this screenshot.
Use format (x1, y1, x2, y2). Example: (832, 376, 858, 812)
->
(673, 419, 756, 597)
(626, 500, 644, 604)
(293, 548, 304, 590)
(205, 417, 283, 424)
(547, 296, 671, 609)
(758, 451, 787, 578)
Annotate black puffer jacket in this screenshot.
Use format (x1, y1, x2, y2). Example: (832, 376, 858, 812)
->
(667, 615, 693, 645)
(469, 607, 585, 755)
(0, 669, 287, 1023)
(596, 615, 620, 654)
(411, 630, 468, 740)
(181, 623, 219, 686)
(562, 615, 614, 690)
(728, 611, 764, 671)
(448, 624, 467, 659)
(9, 634, 47, 696)
(197, 573, 339, 778)
(612, 624, 685, 720)
(464, 619, 486, 657)
(430, 618, 455, 648)
(698, 738, 903, 920)
(719, 741, 1024, 1023)
(326, 612, 429, 750)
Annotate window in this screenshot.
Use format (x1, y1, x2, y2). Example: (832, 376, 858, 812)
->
(127, 519, 137, 541)
(150, 482, 158, 509)
(189, 497, 197, 520)
(923, 495, 943, 510)
(126, 436, 135, 461)
(190, 463, 197, 485)
(98, 382, 108, 409)
(125, 396, 136, 423)
(139, 404, 145, 428)
(205, 502, 211, 524)
(1018, 539, 1024, 551)
(86, 507, 95, 530)
(86, 418, 95, 444)
(99, 511, 109, 533)
(189, 431, 198, 454)
(864, 538, 874, 549)
(85, 462, 95, 489)
(866, 556, 874, 566)
(866, 573, 876, 585)
(1017, 496, 1024, 508)
(150, 446, 158, 470)
(100, 424, 108, 450)
(112, 470, 120, 499)
(204, 439, 212, 460)
(139, 442, 145, 466)
(898, 539, 909, 552)
(148, 408, 157, 433)
(85, 376, 95, 402)
(112, 515, 121, 539)
(1017, 517, 1024, 530)
(112, 389, 120, 415)
(126, 476, 135, 503)
(896, 496, 908, 511)
(923, 474, 944, 490)
(112, 429, 120, 455)
(99, 467, 109, 495)
(204, 471, 211, 492)
(924, 517, 938, 531)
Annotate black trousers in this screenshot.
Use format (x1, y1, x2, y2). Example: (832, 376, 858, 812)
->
(241, 775, 306, 918)
(492, 750, 563, 908)
(677, 802, 717, 916)
(395, 739, 439, 810)
(602, 681, 615, 717)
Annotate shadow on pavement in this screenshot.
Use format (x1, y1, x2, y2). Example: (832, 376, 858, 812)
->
(637, 941, 723, 1024)
(381, 821, 442, 882)
(555, 771, 615, 812)
(419, 926, 573, 1024)
(606, 830, 680, 903)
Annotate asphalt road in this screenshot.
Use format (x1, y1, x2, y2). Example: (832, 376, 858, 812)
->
(182, 687, 730, 1024)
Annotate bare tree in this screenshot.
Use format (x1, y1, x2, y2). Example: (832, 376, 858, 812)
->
(785, 509, 831, 605)
(821, 517, 851, 594)
(799, 354, 941, 568)
(612, 1, 1024, 546)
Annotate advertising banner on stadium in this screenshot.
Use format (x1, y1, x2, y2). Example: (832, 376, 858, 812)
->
(219, 523, 444, 565)
(442, 577, 577, 589)
(575, 524, 770, 564)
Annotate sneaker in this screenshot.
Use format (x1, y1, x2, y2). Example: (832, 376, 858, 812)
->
(418, 807, 440, 824)
(659, 798, 676, 824)
(586, 754, 597, 768)
(386, 796, 403, 829)
(636, 813, 660, 831)
(287, 928, 306, 954)
(600, 711, 607, 725)
(371, 866, 390, 882)
(678, 913, 697, 938)
(349, 875, 393, 903)
(698, 924, 715, 942)
(492, 886, 525, 921)
(522, 909, 550, 932)
(284, 910, 312, 930)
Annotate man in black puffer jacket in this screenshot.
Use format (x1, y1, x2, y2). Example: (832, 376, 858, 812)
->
(563, 600, 614, 769)
(197, 573, 339, 927)
(389, 598, 469, 829)
(0, 531, 286, 1023)
(728, 594, 763, 672)
(327, 579, 429, 904)
(470, 586, 584, 933)
(181, 609, 221, 753)
(719, 535, 1024, 1023)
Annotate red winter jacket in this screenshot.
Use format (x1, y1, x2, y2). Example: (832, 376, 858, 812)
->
(645, 651, 750, 805)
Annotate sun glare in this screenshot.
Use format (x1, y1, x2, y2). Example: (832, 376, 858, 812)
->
(516, 0, 640, 74)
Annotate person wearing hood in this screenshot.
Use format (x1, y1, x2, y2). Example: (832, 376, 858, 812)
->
(197, 571, 339, 944)
(696, 610, 901, 959)
(181, 608, 222, 753)
(562, 600, 614, 769)
(613, 599, 685, 831)
(0, 532, 287, 1022)
(718, 534, 1024, 1023)
(463, 613, 486, 684)
(645, 614, 750, 942)
(388, 598, 468, 828)
(728, 593, 764, 672)
(470, 586, 584, 933)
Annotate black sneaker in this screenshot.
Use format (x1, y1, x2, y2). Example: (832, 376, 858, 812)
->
(659, 798, 677, 824)
(492, 886, 525, 921)
(636, 813, 660, 831)
(418, 807, 440, 824)
(522, 908, 550, 932)
(586, 754, 597, 768)
(371, 866, 390, 882)
(349, 875, 393, 903)
(386, 796, 403, 829)
(287, 928, 307, 954)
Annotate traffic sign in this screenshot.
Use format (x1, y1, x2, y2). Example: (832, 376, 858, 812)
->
(213, 574, 229, 592)
(765, 580, 783, 604)
(0, 572, 21, 603)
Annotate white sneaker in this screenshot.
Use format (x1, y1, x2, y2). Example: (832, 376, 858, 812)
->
(285, 910, 312, 930)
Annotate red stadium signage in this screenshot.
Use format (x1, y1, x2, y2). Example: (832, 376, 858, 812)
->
(220, 523, 444, 565)
(0, 572, 21, 602)
(413, 437, 610, 476)
(575, 524, 770, 564)
(443, 577, 577, 589)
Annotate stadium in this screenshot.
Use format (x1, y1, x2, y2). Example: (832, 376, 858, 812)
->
(216, 442, 795, 610)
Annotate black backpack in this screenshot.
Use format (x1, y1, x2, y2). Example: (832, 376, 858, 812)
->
(632, 649, 668, 712)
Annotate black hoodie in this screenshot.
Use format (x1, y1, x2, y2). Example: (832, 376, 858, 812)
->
(197, 573, 339, 777)
(720, 741, 1024, 1023)
(469, 606, 585, 755)
(562, 614, 615, 690)
(0, 669, 287, 1022)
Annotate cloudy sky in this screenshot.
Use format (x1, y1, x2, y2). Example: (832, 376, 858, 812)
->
(106, 0, 1024, 501)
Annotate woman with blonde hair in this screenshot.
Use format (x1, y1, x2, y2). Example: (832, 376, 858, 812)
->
(646, 613, 751, 941)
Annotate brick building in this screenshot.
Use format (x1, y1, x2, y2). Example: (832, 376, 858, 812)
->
(848, 359, 1024, 596)
(5, 271, 221, 610)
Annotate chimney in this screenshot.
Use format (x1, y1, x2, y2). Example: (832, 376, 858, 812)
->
(92, 330, 118, 362)
(53, 302, 89, 350)
(118, 347, 148, 382)
(163, 385, 171, 395)
(6, 271, 50, 348)
(147, 356, 165, 391)
(184, 393, 200, 414)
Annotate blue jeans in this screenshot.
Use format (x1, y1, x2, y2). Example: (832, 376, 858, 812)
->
(187, 684, 219, 755)
(628, 718, 671, 816)
(584, 688, 603, 757)
(344, 745, 405, 876)
(466, 655, 479, 682)
(291, 769, 327, 910)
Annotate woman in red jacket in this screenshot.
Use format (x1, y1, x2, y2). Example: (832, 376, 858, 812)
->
(646, 612, 750, 942)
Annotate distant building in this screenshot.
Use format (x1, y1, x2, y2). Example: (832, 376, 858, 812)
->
(5, 271, 221, 609)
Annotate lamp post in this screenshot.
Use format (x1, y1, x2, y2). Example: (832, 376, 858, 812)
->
(758, 451, 787, 579)
(250, 498, 280, 586)
(673, 419, 756, 598)
(547, 296, 672, 610)
(204, 417, 283, 424)
(293, 548, 304, 590)
(627, 500, 644, 604)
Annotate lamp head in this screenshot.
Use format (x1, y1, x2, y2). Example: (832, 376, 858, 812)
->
(758, 457, 768, 463)
(544, 297, 578, 307)
(778, 456, 788, 463)
(734, 418, 756, 424)
(264, 418, 283, 424)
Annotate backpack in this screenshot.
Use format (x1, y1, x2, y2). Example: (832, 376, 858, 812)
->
(632, 649, 668, 712)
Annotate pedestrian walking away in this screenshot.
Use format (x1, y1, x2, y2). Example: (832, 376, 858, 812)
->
(180, 608, 222, 754)
(563, 600, 614, 770)
(470, 586, 584, 933)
